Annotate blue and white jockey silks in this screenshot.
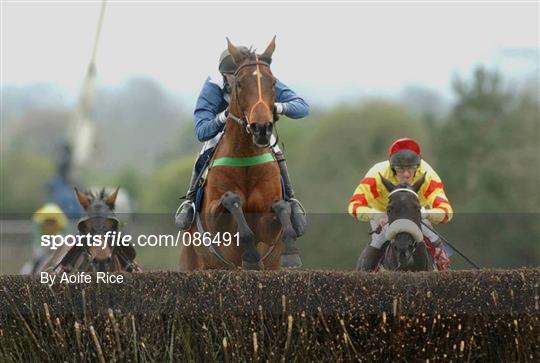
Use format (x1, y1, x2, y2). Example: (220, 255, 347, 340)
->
(193, 74, 310, 153)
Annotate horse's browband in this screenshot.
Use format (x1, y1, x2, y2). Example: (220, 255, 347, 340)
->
(234, 60, 270, 76)
(388, 188, 419, 198)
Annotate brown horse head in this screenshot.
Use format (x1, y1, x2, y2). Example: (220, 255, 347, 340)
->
(227, 36, 277, 147)
(75, 187, 120, 272)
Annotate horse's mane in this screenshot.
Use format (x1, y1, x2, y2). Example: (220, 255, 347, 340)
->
(241, 46, 257, 60)
(238, 46, 272, 65)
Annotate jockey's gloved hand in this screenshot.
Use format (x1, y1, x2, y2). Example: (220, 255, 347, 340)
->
(216, 108, 229, 124)
(274, 102, 288, 115)
(371, 212, 388, 228)
(431, 238, 443, 248)
(421, 207, 429, 220)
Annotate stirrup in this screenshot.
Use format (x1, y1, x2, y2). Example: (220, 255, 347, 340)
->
(288, 198, 307, 237)
(289, 198, 307, 216)
(176, 199, 195, 214)
(175, 200, 196, 229)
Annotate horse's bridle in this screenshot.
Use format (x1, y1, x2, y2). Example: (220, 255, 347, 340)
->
(73, 203, 122, 268)
(388, 187, 419, 198)
(386, 188, 422, 270)
(228, 55, 279, 148)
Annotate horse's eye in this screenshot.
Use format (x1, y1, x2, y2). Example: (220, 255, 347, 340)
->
(235, 76, 244, 89)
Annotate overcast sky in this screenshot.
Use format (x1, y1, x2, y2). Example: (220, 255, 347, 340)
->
(2, 1, 539, 107)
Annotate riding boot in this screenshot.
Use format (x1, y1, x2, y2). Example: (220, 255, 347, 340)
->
(356, 245, 385, 272)
(175, 166, 198, 230)
(275, 152, 307, 237)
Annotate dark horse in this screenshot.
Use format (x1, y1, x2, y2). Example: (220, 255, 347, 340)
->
(378, 173, 435, 271)
(179, 37, 299, 270)
(45, 187, 140, 273)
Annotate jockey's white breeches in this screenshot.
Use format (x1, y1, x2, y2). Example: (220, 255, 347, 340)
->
(369, 219, 439, 249)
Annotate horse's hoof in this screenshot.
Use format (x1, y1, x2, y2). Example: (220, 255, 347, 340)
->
(280, 253, 302, 269)
(242, 259, 263, 270)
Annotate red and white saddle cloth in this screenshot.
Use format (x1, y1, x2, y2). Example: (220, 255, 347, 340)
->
(424, 237, 450, 271)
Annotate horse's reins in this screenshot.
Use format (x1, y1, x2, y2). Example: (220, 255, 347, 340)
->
(386, 187, 480, 269)
(229, 55, 279, 148)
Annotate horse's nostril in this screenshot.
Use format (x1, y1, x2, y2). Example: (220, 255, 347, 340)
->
(107, 256, 112, 263)
(265, 123, 273, 137)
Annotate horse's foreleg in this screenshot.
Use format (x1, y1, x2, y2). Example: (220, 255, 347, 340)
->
(179, 244, 201, 271)
(271, 200, 302, 268)
(416, 243, 433, 271)
(220, 191, 262, 270)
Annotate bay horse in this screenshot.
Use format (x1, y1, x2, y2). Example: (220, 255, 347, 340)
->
(378, 173, 435, 271)
(179, 37, 299, 270)
(43, 188, 140, 273)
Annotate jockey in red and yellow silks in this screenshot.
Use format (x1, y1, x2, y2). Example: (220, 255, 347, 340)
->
(349, 138, 453, 271)
(348, 160, 453, 224)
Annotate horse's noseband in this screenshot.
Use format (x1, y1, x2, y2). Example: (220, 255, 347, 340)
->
(385, 219, 423, 243)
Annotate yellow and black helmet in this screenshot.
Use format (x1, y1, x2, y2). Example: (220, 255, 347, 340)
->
(32, 203, 67, 230)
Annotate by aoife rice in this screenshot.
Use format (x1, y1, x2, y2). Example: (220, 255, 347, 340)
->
(40, 271, 124, 287)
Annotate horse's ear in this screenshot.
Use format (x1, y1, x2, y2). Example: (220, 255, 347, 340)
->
(226, 37, 245, 67)
(105, 187, 120, 209)
(260, 35, 276, 63)
(412, 173, 427, 193)
(75, 188, 91, 210)
(379, 173, 395, 193)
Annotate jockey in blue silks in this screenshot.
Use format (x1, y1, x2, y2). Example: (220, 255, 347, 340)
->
(175, 46, 310, 237)
(47, 142, 81, 221)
